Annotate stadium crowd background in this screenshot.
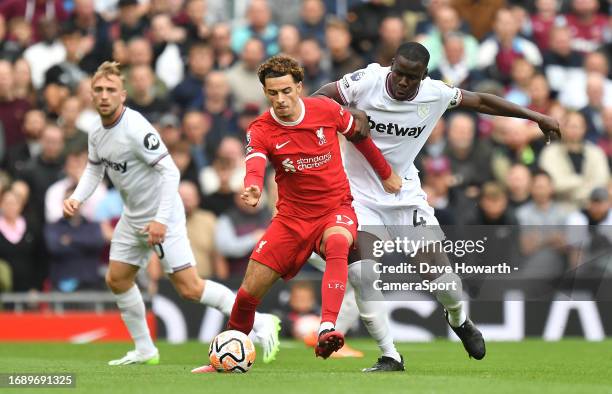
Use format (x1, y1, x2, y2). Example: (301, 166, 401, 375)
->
(0, 0, 611, 327)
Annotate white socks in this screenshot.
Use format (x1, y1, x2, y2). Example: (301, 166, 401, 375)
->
(199, 279, 266, 333)
(114, 285, 157, 356)
(335, 282, 360, 335)
(318, 321, 335, 335)
(348, 260, 401, 362)
(432, 272, 466, 327)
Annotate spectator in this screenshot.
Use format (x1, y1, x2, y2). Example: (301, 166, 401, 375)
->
(298, 0, 327, 46)
(420, 7, 479, 71)
(58, 96, 88, 155)
(44, 187, 109, 292)
(0, 0, 68, 43)
(505, 58, 536, 106)
(109, 0, 148, 42)
(43, 21, 87, 94)
(126, 65, 171, 124)
(41, 65, 71, 120)
(298, 38, 330, 95)
(12, 58, 35, 105)
(347, 0, 391, 55)
(527, 73, 557, 116)
(563, 0, 607, 54)
(430, 33, 484, 91)
(149, 13, 184, 90)
(464, 181, 519, 225)
(477, 8, 542, 84)
(278, 24, 301, 59)
(517, 169, 566, 226)
(182, 0, 211, 47)
(74, 77, 98, 133)
(215, 191, 271, 276)
(170, 140, 200, 189)
(4, 109, 44, 176)
(225, 38, 268, 112)
(182, 110, 212, 172)
(44, 148, 107, 224)
(0, 14, 22, 61)
(505, 163, 533, 209)
(71, 0, 113, 75)
(157, 113, 182, 150)
(123, 37, 169, 100)
(558, 51, 612, 110)
(211, 22, 237, 70)
(540, 111, 610, 207)
(375, 16, 407, 67)
(596, 106, 612, 167)
(17, 124, 65, 221)
(171, 41, 214, 112)
(231, 0, 279, 56)
(530, 0, 560, 51)
(0, 189, 45, 292)
(22, 18, 66, 90)
(542, 25, 584, 94)
(0, 60, 32, 149)
(422, 156, 457, 225)
(282, 281, 320, 340)
(178, 180, 225, 279)
(579, 73, 607, 142)
(491, 117, 542, 181)
(325, 18, 365, 81)
(452, 0, 505, 40)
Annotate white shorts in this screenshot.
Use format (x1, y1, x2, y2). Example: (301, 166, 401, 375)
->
(110, 217, 196, 274)
(353, 177, 445, 246)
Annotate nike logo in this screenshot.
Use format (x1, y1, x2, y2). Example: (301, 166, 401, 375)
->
(275, 141, 290, 149)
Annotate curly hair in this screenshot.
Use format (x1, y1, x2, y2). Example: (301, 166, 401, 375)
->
(91, 61, 124, 86)
(257, 55, 304, 86)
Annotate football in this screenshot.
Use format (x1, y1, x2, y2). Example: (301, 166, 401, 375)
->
(208, 330, 256, 373)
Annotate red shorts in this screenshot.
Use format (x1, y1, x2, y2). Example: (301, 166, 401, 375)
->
(250, 204, 358, 280)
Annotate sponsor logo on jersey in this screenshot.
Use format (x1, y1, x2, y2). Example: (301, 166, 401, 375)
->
(282, 158, 296, 172)
(342, 76, 350, 89)
(316, 127, 326, 145)
(350, 70, 365, 81)
(296, 152, 331, 170)
(449, 88, 462, 108)
(275, 140, 291, 150)
(101, 157, 127, 173)
(367, 116, 426, 138)
(144, 133, 160, 150)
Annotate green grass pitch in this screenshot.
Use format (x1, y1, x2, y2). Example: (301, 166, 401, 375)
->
(0, 340, 610, 394)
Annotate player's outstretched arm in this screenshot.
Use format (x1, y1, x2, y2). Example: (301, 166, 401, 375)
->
(313, 83, 370, 141)
(459, 90, 561, 143)
(312, 82, 342, 103)
(66, 161, 105, 217)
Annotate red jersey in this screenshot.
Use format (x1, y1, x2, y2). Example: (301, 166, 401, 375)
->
(564, 13, 608, 53)
(245, 97, 356, 219)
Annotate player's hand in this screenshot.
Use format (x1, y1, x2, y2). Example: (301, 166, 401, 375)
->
(346, 108, 370, 142)
(141, 221, 167, 246)
(382, 171, 402, 194)
(63, 198, 81, 218)
(536, 114, 561, 144)
(241, 185, 261, 207)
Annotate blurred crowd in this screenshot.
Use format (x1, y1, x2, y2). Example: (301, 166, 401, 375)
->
(0, 0, 611, 311)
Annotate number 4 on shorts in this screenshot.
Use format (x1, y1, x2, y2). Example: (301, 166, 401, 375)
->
(412, 210, 426, 227)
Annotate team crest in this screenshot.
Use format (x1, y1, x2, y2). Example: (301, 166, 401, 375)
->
(417, 103, 430, 119)
(316, 127, 326, 145)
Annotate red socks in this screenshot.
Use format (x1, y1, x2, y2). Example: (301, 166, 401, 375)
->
(321, 233, 350, 325)
(228, 287, 260, 335)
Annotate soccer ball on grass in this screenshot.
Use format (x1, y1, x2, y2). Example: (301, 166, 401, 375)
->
(208, 330, 256, 373)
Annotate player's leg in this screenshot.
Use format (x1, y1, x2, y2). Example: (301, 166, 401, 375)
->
(106, 259, 159, 366)
(348, 231, 404, 372)
(168, 266, 281, 363)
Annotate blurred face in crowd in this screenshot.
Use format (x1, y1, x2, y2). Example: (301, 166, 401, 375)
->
(435, 7, 460, 35)
(444, 35, 465, 66)
(572, 0, 598, 16)
(563, 112, 587, 144)
(264, 74, 303, 121)
(44, 83, 70, 115)
(586, 73, 604, 107)
(242, 39, 265, 71)
(119, 3, 140, 26)
(278, 25, 300, 56)
(127, 38, 153, 66)
(77, 78, 93, 108)
(325, 24, 351, 55)
(427, 118, 446, 144)
(169, 141, 192, 174)
(549, 26, 572, 55)
(480, 188, 508, 220)
(0, 15, 6, 40)
(248, 0, 271, 31)
(0, 60, 13, 99)
(531, 173, 554, 205)
(584, 52, 609, 76)
(60, 96, 81, 128)
(179, 181, 200, 215)
(91, 73, 126, 120)
(211, 23, 232, 52)
(151, 14, 173, 43)
(217, 137, 244, 165)
(499, 118, 529, 149)
(159, 121, 181, 148)
(186, 0, 206, 25)
(205, 71, 230, 101)
(528, 74, 550, 105)
(12, 58, 32, 91)
(64, 151, 88, 182)
(389, 55, 427, 101)
(23, 110, 46, 139)
(299, 39, 322, 69)
(301, 0, 325, 25)
(39, 18, 59, 43)
(182, 111, 210, 144)
(62, 31, 83, 61)
(74, 0, 95, 18)
(188, 44, 214, 79)
(588, 196, 610, 220)
(447, 114, 475, 151)
(506, 164, 532, 198)
(379, 17, 405, 47)
(11, 19, 33, 47)
(289, 284, 315, 314)
(511, 58, 535, 87)
(536, 0, 558, 14)
(40, 125, 65, 161)
(494, 9, 519, 43)
(11, 181, 30, 208)
(130, 65, 155, 96)
(1, 191, 23, 222)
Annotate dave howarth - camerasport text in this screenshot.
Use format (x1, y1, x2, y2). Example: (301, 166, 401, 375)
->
(373, 262, 513, 275)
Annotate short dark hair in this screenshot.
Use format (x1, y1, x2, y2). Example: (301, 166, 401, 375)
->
(532, 169, 552, 181)
(257, 55, 304, 85)
(395, 42, 430, 67)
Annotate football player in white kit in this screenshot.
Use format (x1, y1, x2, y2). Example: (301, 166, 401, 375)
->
(63, 62, 281, 368)
(314, 42, 561, 371)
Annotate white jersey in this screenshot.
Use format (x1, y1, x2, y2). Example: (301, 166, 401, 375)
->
(75, 107, 183, 227)
(337, 63, 462, 207)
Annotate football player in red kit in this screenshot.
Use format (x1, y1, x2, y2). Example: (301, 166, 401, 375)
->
(227, 55, 400, 361)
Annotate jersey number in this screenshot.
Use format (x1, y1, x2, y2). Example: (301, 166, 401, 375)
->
(336, 215, 354, 226)
(413, 210, 426, 227)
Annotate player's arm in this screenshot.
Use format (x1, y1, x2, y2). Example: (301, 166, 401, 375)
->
(243, 127, 268, 207)
(458, 90, 561, 143)
(313, 82, 370, 142)
(66, 142, 104, 218)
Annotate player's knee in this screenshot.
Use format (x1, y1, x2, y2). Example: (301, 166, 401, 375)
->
(321, 232, 350, 257)
(177, 281, 203, 302)
(105, 271, 129, 293)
